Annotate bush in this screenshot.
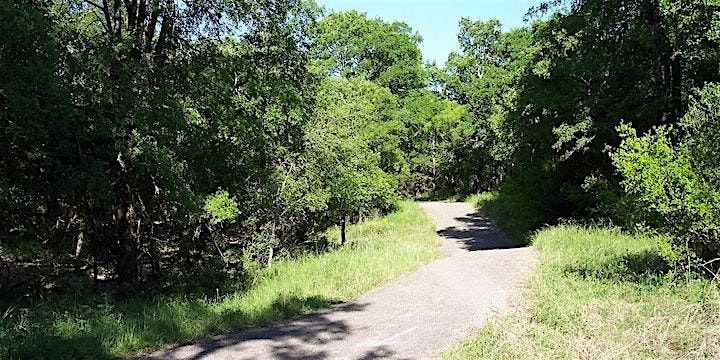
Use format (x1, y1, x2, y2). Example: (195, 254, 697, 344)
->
(611, 84, 720, 266)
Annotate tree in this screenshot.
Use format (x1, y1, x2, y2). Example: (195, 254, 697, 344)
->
(494, 0, 720, 217)
(0, 0, 319, 290)
(612, 84, 720, 264)
(311, 10, 426, 94)
(395, 89, 471, 195)
(304, 78, 402, 243)
(435, 19, 535, 192)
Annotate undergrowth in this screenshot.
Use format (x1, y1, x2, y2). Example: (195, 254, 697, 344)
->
(0, 201, 441, 359)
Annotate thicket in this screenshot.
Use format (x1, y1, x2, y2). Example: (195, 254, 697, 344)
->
(0, 1, 477, 297)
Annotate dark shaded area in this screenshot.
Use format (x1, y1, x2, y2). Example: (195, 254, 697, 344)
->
(564, 250, 671, 284)
(468, 181, 557, 244)
(147, 300, 395, 360)
(414, 190, 464, 202)
(438, 212, 525, 251)
(357, 345, 411, 360)
(20, 333, 112, 360)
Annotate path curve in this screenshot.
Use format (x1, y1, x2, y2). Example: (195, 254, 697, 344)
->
(145, 202, 537, 360)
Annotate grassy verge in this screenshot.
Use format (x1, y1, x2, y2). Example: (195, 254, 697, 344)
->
(0, 200, 441, 359)
(465, 190, 547, 243)
(446, 193, 720, 359)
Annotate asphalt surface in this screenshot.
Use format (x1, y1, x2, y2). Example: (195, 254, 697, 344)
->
(144, 201, 537, 360)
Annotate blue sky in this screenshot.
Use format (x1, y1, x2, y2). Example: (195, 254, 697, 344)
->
(317, 0, 541, 65)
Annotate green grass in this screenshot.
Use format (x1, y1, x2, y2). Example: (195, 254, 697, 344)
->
(465, 190, 547, 243)
(0, 201, 441, 359)
(445, 219, 720, 359)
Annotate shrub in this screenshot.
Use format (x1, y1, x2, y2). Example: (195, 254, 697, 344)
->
(611, 84, 720, 266)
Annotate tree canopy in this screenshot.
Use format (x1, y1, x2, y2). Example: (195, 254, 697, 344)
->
(311, 10, 426, 94)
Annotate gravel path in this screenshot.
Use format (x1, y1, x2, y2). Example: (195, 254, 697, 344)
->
(145, 201, 537, 360)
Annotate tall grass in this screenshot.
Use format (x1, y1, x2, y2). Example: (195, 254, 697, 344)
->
(445, 224, 720, 359)
(465, 188, 548, 243)
(0, 201, 441, 359)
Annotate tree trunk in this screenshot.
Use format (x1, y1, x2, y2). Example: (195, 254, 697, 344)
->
(115, 172, 139, 287)
(340, 216, 347, 245)
(646, 0, 673, 123)
(149, 230, 160, 273)
(670, 54, 683, 121)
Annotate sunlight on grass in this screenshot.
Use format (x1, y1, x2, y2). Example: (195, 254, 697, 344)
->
(0, 201, 441, 359)
(444, 225, 720, 359)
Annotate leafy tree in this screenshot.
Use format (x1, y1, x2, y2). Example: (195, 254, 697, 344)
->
(396, 90, 471, 196)
(305, 78, 402, 243)
(435, 19, 535, 191)
(1, 0, 93, 272)
(0, 0, 320, 291)
(612, 84, 720, 264)
(496, 0, 720, 217)
(311, 10, 426, 94)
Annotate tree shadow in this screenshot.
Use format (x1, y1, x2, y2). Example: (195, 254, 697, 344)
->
(3, 292, 363, 359)
(564, 250, 671, 285)
(15, 333, 112, 360)
(149, 298, 369, 360)
(437, 212, 527, 251)
(465, 183, 557, 245)
(356, 345, 411, 360)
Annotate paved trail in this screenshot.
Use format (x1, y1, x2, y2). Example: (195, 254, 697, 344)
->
(146, 202, 536, 360)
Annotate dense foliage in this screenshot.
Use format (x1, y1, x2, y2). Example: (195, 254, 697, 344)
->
(613, 84, 720, 264)
(311, 10, 426, 94)
(432, 0, 720, 265)
(1, 0, 326, 294)
(0, 1, 474, 297)
(2, 0, 719, 300)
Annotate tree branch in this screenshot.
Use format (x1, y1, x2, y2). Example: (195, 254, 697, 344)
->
(83, 0, 113, 35)
(83, 0, 104, 12)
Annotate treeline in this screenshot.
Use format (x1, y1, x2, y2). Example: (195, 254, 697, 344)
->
(3, 0, 719, 296)
(434, 0, 720, 268)
(0, 1, 481, 295)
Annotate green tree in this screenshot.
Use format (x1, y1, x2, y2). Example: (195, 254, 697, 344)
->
(305, 78, 402, 243)
(435, 19, 535, 191)
(0, 0, 319, 290)
(396, 90, 471, 195)
(612, 84, 720, 263)
(502, 0, 719, 216)
(311, 10, 426, 94)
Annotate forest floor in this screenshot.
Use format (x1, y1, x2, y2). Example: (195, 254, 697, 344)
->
(143, 201, 537, 359)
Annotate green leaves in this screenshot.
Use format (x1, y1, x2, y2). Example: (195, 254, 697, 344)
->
(311, 10, 425, 94)
(611, 85, 720, 261)
(204, 191, 240, 225)
(306, 78, 402, 217)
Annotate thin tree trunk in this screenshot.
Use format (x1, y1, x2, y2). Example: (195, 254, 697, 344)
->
(340, 216, 347, 245)
(670, 54, 683, 121)
(149, 225, 160, 273)
(646, 0, 672, 123)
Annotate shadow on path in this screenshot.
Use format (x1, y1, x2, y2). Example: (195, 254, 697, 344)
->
(437, 212, 524, 251)
(149, 300, 406, 360)
(146, 202, 536, 360)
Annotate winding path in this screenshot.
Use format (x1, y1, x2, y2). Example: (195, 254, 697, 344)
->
(145, 201, 537, 360)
